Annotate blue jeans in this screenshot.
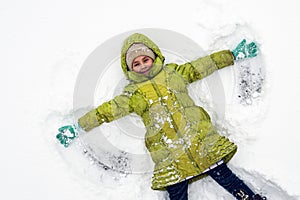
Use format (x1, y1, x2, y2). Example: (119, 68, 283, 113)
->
(166, 163, 255, 200)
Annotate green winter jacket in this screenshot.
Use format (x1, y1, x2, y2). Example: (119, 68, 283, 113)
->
(78, 33, 237, 190)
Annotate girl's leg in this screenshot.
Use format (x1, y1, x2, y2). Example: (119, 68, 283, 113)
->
(207, 163, 255, 200)
(166, 180, 189, 200)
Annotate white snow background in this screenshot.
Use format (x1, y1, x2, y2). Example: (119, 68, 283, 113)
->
(1, 0, 300, 199)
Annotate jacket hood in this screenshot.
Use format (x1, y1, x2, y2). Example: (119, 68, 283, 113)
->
(121, 33, 165, 82)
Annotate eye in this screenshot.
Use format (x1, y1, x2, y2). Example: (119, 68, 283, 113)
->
(143, 58, 150, 63)
(133, 63, 140, 67)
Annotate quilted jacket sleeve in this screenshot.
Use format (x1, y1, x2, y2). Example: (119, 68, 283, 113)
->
(168, 50, 234, 83)
(78, 94, 133, 132)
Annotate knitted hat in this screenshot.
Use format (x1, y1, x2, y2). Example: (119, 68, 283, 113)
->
(126, 43, 156, 70)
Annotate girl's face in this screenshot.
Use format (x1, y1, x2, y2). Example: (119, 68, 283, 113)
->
(132, 55, 154, 76)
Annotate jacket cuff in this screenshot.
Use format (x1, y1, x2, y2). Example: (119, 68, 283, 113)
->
(210, 50, 234, 69)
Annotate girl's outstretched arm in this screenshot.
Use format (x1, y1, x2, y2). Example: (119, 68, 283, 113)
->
(167, 50, 234, 83)
(78, 94, 133, 132)
(167, 39, 258, 83)
(56, 93, 133, 147)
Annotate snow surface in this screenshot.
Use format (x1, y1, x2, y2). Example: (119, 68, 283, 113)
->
(1, 0, 300, 199)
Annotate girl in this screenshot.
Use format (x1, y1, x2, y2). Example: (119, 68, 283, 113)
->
(57, 33, 266, 200)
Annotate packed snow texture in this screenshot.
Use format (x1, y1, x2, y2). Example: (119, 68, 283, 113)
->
(1, 0, 300, 199)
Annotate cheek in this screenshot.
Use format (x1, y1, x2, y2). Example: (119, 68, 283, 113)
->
(133, 67, 140, 73)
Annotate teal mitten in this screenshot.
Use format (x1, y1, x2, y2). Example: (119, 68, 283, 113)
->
(232, 39, 258, 60)
(56, 123, 81, 147)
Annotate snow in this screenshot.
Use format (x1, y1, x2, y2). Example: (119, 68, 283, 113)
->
(1, 0, 300, 199)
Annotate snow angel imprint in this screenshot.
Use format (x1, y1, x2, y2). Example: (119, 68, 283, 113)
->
(57, 33, 266, 200)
